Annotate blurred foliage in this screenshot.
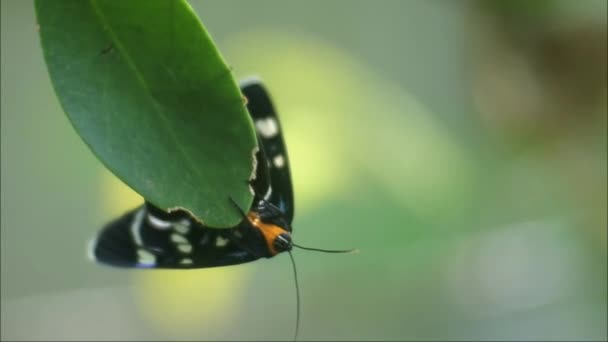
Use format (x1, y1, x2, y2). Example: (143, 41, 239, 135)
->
(1, 0, 606, 340)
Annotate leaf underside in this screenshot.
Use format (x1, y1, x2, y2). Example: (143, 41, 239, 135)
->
(35, 0, 258, 227)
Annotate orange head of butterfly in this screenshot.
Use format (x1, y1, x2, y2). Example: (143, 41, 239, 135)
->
(247, 212, 293, 256)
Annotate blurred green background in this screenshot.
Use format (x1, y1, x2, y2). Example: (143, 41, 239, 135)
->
(1, 0, 606, 340)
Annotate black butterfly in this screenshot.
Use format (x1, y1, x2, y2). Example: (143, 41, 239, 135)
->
(88, 78, 355, 339)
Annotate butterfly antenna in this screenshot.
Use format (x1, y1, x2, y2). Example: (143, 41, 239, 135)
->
(288, 251, 300, 342)
(293, 243, 359, 254)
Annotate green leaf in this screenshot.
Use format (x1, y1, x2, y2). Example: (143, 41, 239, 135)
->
(35, 0, 257, 228)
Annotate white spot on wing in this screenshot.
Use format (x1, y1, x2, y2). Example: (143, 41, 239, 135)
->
(198, 233, 210, 246)
(86, 236, 98, 262)
(174, 220, 190, 235)
(264, 185, 273, 201)
(146, 214, 172, 229)
(130, 208, 146, 246)
(178, 244, 193, 254)
(137, 249, 156, 266)
(255, 117, 279, 138)
(216, 236, 229, 247)
(171, 233, 188, 244)
(273, 154, 285, 168)
(180, 258, 193, 265)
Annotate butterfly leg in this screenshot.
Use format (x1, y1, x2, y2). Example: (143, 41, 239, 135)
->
(255, 198, 286, 221)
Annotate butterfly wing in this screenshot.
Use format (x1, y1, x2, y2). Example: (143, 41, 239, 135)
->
(241, 78, 295, 223)
(89, 202, 263, 269)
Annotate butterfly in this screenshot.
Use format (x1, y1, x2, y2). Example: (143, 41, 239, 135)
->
(88, 77, 355, 340)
